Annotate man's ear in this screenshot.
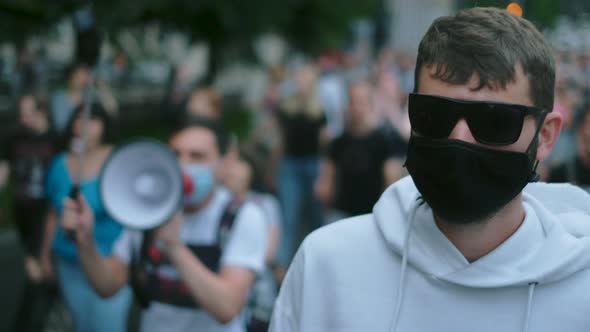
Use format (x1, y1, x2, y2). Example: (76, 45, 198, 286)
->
(536, 112, 563, 161)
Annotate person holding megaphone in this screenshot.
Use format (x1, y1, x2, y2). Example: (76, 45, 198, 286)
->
(63, 117, 268, 332)
(42, 103, 132, 332)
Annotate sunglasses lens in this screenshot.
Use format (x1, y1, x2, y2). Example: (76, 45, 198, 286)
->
(468, 105, 525, 145)
(409, 95, 456, 139)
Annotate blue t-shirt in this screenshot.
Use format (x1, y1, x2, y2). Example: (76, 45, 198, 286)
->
(45, 153, 122, 262)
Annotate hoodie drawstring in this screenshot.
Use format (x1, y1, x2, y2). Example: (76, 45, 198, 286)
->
(388, 198, 538, 332)
(522, 282, 537, 332)
(390, 197, 421, 332)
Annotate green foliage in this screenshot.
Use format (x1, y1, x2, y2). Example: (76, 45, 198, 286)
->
(0, 0, 63, 43)
(526, 0, 560, 28)
(1, 0, 381, 54)
(221, 105, 254, 142)
(282, 0, 382, 54)
(456, 0, 561, 28)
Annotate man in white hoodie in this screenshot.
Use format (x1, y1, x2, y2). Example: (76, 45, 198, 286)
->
(270, 7, 590, 332)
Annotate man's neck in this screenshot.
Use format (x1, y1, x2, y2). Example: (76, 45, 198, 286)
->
(33, 118, 49, 134)
(232, 190, 248, 202)
(349, 119, 376, 137)
(73, 144, 101, 158)
(435, 195, 526, 262)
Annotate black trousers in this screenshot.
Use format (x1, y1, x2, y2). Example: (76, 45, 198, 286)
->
(12, 199, 53, 332)
(12, 199, 47, 257)
(13, 281, 56, 332)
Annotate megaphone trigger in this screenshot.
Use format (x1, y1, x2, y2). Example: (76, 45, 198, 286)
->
(65, 185, 81, 242)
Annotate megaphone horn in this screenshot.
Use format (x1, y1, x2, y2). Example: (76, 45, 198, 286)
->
(99, 139, 183, 230)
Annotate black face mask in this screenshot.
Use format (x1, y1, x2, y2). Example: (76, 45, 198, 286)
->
(405, 135, 539, 224)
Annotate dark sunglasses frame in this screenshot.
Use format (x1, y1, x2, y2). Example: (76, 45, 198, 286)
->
(408, 93, 549, 146)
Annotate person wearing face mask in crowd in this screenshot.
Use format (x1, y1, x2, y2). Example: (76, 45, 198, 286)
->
(315, 79, 406, 221)
(270, 7, 590, 332)
(41, 103, 131, 332)
(0, 94, 57, 332)
(61, 116, 268, 332)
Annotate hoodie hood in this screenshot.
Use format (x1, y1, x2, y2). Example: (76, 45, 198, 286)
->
(374, 176, 590, 288)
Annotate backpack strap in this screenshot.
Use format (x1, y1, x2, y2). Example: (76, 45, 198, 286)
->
(129, 198, 245, 308)
(217, 197, 245, 250)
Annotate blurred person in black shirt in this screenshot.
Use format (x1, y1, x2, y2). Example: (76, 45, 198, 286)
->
(274, 63, 327, 276)
(548, 103, 590, 191)
(0, 94, 57, 332)
(315, 79, 406, 218)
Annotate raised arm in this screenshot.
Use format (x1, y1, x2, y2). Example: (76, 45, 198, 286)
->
(62, 194, 129, 298)
(169, 243, 256, 324)
(0, 160, 9, 190)
(315, 159, 336, 206)
(40, 207, 57, 280)
(156, 205, 267, 324)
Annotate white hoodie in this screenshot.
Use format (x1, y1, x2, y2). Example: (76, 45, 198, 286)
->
(269, 176, 590, 332)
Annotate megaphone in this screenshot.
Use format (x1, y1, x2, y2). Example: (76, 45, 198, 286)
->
(100, 139, 183, 230)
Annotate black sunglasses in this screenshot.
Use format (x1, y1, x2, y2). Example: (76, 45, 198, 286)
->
(408, 93, 548, 146)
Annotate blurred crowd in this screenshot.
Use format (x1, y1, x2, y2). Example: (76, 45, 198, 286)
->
(540, 47, 590, 190)
(0, 43, 413, 332)
(1, 21, 590, 332)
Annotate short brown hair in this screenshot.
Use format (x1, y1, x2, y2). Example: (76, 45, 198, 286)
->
(169, 115, 230, 155)
(415, 7, 555, 111)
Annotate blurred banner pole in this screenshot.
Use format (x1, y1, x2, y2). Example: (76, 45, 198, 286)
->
(70, 3, 101, 198)
(67, 3, 101, 240)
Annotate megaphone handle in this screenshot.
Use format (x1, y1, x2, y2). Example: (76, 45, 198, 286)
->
(66, 185, 80, 243)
